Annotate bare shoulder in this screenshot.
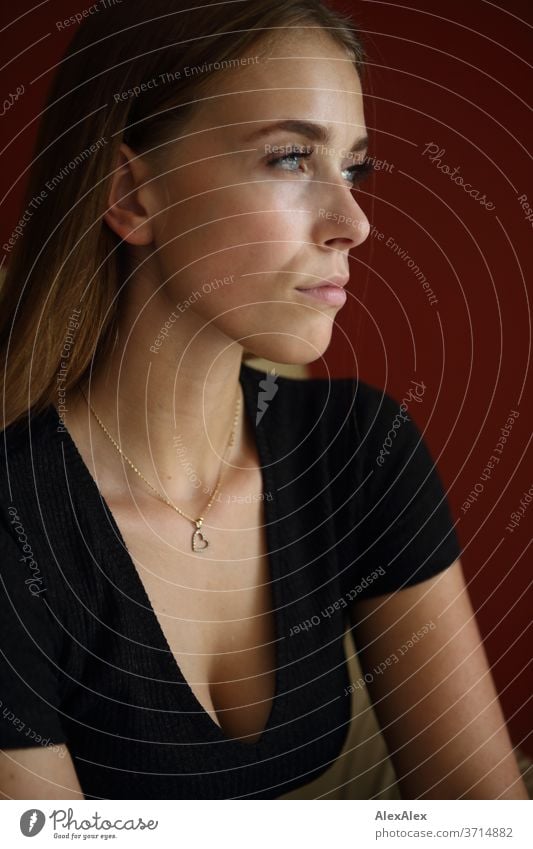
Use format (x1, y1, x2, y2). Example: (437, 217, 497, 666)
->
(0, 745, 84, 800)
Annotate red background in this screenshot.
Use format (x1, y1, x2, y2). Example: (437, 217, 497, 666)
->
(1, 1, 531, 759)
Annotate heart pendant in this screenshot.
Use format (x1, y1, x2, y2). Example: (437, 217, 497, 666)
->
(192, 528, 208, 551)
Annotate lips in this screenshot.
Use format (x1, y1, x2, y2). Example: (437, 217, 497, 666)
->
(294, 282, 348, 306)
(295, 276, 349, 291)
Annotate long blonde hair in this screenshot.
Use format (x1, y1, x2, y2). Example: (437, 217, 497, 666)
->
(0, 0, 365, 430)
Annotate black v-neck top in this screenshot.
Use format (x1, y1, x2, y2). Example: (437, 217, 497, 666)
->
(0, 363, 461, 799)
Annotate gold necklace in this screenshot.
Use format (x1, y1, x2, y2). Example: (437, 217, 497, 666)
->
(78, 386, 242, 553)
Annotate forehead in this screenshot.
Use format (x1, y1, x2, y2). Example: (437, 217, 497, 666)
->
(185, 29, 364, 145)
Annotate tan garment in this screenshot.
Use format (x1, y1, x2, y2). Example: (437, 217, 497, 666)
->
(280, 629, 533, 800)
(280, 628, 401, 799)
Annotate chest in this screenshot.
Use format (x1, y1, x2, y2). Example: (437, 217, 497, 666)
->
(103, 472, 277, 744)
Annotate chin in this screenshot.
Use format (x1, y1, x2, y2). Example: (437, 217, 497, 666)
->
(243, 337, 332, 367)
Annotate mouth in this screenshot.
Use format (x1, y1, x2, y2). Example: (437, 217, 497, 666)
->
(295, 276, 349, 290)
(294, 277, 349, 306)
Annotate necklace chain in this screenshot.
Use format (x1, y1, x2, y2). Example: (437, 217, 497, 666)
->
(78, 386, 242, 553)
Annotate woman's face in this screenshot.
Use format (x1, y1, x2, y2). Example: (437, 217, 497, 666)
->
(146, 29, 371, 365)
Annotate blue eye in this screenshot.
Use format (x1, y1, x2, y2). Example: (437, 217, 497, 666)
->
(344, 158, 375, 185)
(266, 146, 374, 186)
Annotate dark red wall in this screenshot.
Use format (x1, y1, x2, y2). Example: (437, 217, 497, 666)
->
(320, 0, 532, 759)
(1, 1, 531, 760)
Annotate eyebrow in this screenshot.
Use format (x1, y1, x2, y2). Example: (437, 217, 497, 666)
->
(243, 119, 368, 153)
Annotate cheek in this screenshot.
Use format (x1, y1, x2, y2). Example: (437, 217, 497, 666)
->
(157, 180, 304, 285)
(207, 179, 306, 244)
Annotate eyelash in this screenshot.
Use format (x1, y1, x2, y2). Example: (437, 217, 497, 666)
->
(266, 145, 374, 186)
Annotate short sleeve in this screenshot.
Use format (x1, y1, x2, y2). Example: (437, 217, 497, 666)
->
(345, 382, 461, 601)
(0, 510, 67, 749)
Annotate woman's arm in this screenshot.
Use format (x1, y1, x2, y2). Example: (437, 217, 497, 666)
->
(348, 558, 529, 799)
(0, 746, 84, 799)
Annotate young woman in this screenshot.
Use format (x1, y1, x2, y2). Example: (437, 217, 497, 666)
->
(0, 0, 527, 800)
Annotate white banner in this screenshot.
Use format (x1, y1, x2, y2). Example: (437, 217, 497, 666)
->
(0, 799, 531, 848)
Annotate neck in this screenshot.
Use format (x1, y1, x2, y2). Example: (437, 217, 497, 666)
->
(61, 275, 254, 511)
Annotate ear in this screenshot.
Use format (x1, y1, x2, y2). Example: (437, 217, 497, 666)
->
(103, 143, 157, 245)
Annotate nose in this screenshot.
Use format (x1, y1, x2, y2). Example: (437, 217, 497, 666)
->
(314, 184, 370, 253)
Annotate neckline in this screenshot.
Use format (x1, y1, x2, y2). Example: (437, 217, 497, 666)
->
(51, 362, 287, 749)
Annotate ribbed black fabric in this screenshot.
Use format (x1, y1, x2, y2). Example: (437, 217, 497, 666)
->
(0, 363, 461, 799)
